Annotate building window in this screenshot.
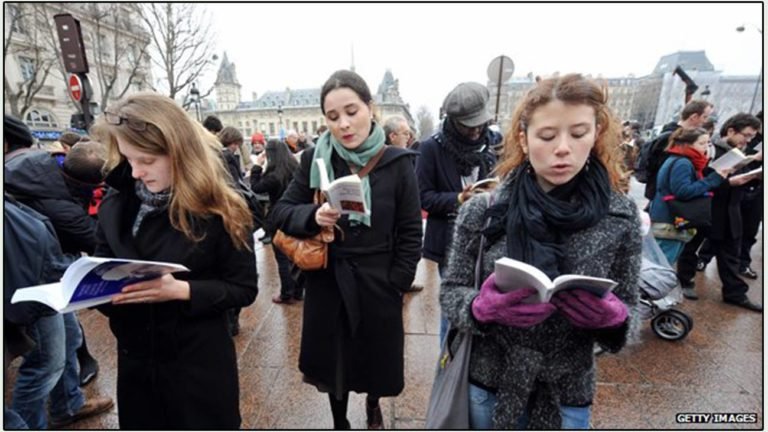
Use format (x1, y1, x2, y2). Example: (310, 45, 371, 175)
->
(99, 33, 112, 59)
(312, 121, 318, 132)
(269, 122, 275, 135)
(25, 109, 59, 128)
(260, 123, 266, 132)
(238, 121, 243, 127)
(246, 128, 252, 136)
(293, 121, 298, 131)
(18, 56, 35, 81)
(8, 5, 27, 35)
(302, 121, 308, 133)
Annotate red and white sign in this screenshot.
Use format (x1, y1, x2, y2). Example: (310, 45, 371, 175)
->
(68, 74, 82, 102)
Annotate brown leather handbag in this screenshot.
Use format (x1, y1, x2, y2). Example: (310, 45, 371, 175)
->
(273, 190, 335, 271)
(272, 146, 387, 271)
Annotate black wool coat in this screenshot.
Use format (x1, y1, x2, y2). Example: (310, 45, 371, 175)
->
(416, 132, 496, 265)
(95, 162, 258, 429)
(270, 147, 422, 397)
(707, 141, 747, 241)
(4, 150, 98, 255)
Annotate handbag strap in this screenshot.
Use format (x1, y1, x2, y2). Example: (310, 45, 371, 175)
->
(662, 156, 687, 199)
(474, 192, 495, 290)
(356, 145, 388, 178)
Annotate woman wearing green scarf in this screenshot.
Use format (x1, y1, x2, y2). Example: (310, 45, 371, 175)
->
(270, 70, 423, 429)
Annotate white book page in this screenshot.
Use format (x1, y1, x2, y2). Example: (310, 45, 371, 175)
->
(59, 295, 115, 313)
(327, 175, 367, 215)
(494, 257, 551, 302)
(709, 148, 747, 171)
(11, 283, 67, 311)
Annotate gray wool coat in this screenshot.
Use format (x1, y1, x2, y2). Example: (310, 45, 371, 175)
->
(440, 179, 642, 428)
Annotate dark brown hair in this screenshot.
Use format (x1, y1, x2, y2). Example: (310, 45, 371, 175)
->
(320, 70, 372, 115)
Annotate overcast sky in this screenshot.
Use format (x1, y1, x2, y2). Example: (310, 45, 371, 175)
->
(202, 3, 763, 118)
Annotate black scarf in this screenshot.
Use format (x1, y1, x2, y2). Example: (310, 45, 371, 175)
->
(441, 118, 495, 177)
(132, 181, 171, 238)
(483, 156, 611, 280)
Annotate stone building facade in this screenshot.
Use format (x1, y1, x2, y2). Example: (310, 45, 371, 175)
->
(3, 3, 152, 142)
(492, 51, 761, 135)
(206, 59, 414, 142)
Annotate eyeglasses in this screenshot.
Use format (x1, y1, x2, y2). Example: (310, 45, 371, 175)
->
(738, 131, 757, 141)
(104, 112, 149, 132)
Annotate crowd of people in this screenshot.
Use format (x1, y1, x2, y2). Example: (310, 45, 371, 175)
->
(3, 69, 762, 430)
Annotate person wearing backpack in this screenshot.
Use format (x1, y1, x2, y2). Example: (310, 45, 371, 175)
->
(648, 128, 730, 274)
(4, 129, 114, 429)
(676, 113, 763, 311)
(637, 100, 714, 201)
(4, 194, 67, 429)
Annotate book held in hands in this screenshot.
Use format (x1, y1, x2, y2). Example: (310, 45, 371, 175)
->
(11, 257, 190, 313)
(729, 166, 763, 182)
(315, 158, 369, 216)
(470, 177, 500, 192)
(709, 147, 755, 171)
(494, 257, 617, 303)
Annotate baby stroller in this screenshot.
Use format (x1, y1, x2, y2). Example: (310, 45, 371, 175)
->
(636, 230, 693, 341)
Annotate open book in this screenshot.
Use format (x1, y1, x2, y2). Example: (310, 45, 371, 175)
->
(315, 158, 368, 216)
(11, 257, 190, 313)
(709, 147, 755, 171)
(730, 166, 763, 182)
(470, 177, 500, 192)
(494, 257, 617, 303)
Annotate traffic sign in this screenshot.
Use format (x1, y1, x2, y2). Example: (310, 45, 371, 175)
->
(487, 55, 515, 123)
(69, 74, 83, 102)
(487, 55, 515, 83)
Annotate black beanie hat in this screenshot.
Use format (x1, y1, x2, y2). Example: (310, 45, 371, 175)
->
(4, 114, 34, 148)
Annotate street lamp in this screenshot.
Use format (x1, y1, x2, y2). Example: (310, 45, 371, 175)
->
(701, 85, 711, 99)
(189, 82, 201, 122)
(277, 104, 283, 139)
(736, 24, 763, 114)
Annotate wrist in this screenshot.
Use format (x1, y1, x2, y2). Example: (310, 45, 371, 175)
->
(457, 192, 464, 205)
(176, 280, 191, 301)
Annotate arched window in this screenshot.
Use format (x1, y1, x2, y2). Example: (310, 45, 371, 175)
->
(25, 109, 59, 128)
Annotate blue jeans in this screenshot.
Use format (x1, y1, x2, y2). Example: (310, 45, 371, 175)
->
(4, 407, 29, 429)
(469, 383, 591, 429)
(438, 261, 449, 346)
(11, 313, 85, 428)
(656, 238, 685, 267)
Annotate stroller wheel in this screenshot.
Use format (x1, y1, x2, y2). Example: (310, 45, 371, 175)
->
(651, 310, 691, 341)
(667, 309, 693, 332)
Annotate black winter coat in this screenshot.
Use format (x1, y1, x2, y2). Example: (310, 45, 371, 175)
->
(95, 162, 258, 429)
(416, 132, 496, 265)
(4, 150, 98, 255)
(707, 140, 747, 240)
(270, 147, 422, 397)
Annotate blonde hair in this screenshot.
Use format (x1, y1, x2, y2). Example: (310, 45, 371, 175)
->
(496, 74, 625, 190)
(91, 92, 253, 250)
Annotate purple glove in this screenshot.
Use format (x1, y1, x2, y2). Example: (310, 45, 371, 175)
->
(471, 273, 557, 328)
(551, 290, 628, 329)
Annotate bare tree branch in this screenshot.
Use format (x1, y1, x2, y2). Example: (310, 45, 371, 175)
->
(138, 3, 217, 101)
(416, 106, 435, 140)
(3, 4, 57, 117)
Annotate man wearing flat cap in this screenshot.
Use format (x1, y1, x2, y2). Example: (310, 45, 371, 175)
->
(415, 82, 501, 341)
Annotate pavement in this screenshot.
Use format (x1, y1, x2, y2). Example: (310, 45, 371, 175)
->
(4, 180, 763, 429)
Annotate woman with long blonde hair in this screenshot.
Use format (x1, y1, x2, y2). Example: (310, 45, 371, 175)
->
(90, 92, 258, 429)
